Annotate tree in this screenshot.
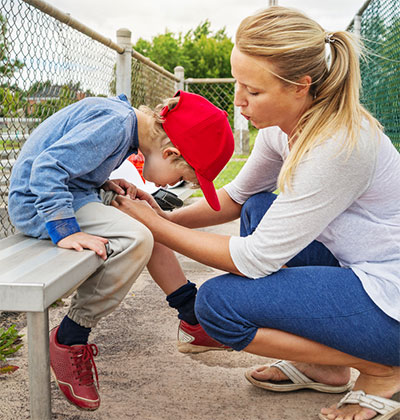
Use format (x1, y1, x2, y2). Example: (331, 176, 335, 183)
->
(133, 20, 233, 78)
(0, 14, 24, 84)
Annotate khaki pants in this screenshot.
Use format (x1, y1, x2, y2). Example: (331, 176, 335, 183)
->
(67, 196, 153, 328)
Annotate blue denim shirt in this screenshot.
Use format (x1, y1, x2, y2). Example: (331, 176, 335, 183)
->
(8, 95, 139, 243)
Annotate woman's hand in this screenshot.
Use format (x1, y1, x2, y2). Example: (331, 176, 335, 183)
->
(135, 188, 170, 218)
(111, 195, 160, 227)
(103, 179, 169, 219)
(57, 232, 109, 260)
(102, 178, 137, 199)
(112, 195, 239, 274)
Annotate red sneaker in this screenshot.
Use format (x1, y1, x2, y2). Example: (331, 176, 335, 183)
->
(177, 320, 231, 353)
(49, 327, 100, 411)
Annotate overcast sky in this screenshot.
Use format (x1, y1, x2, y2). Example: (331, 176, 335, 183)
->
(48, 0, 366, 44)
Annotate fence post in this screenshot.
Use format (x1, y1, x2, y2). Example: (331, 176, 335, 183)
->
(354, 14, 361, 38)
(234, 85, 249, 155)
(116, 28, 132, 101)
(174, 66, 185, 91)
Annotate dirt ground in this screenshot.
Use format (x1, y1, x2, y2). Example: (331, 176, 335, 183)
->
(1, 204, 398, 420)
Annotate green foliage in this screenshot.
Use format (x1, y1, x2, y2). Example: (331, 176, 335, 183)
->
(0, 86, 25, 117)
(0, 325, 23, 375)
(133, 20, 233, 78)
(0, 14, 24, 82)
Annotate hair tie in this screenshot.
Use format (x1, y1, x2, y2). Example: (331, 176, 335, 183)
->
(325, 34, 335, 44)
(324, 34, 335, 72)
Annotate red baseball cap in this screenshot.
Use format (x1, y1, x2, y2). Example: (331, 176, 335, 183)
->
(161, 90, 234, 211)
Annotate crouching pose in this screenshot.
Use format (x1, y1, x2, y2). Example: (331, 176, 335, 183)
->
(112, 7, 400, 420)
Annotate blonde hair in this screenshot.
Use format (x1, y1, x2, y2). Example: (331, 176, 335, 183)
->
(236, 6, 381, 191)
(139, 97, 199, 186)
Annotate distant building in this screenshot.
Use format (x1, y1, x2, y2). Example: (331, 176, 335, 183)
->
(27, 84, 85, 115)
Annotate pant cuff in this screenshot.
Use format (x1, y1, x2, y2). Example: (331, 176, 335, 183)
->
(67, 309, 99, 329)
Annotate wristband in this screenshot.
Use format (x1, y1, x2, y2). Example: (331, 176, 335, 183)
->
(46, 217, 81, 244)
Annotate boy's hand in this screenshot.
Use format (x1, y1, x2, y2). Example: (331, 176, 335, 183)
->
(102, 178, 137, 199)
(57, 232, 109, 260)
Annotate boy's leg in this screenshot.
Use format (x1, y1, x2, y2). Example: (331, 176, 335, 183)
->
(50, 201, 153, 410)
(147, 241, 230, 353)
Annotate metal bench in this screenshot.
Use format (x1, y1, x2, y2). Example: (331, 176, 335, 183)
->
(0, 233, 103, 420)
(0, 184, 193, 419)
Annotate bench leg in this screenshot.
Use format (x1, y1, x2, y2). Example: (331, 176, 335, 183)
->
(27, 310, 52, 420)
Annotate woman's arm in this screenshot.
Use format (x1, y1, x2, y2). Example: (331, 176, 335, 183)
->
(112, 196, 242, 275)
(168, 188, 242, 228)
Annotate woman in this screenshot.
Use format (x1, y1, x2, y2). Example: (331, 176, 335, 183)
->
(113, 7, 400, 420)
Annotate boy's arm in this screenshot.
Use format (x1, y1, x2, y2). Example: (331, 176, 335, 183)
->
(30, 113, 129, 244)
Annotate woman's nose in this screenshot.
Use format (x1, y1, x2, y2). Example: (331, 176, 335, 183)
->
(234, 88, 247, 108)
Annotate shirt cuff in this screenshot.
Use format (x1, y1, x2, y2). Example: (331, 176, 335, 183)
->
(45, 217, 81, 244)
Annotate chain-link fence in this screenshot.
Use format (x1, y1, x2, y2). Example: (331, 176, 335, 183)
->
(348, 0, 400, 151)
(185, 78, 235, 126)
(0, 0, 116, 238)
(2, 0, 398, 239)
(0, 0, 178, 239)
(130, 58, 175, 109)
(185, 78, 250, 155)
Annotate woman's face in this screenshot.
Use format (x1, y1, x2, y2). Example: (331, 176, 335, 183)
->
(231, 46, 310, 135)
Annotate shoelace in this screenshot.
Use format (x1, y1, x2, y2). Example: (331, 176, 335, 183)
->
(71, 343, 99, 389)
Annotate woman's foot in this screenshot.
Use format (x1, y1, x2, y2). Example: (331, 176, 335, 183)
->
(251, 361, 351, 387)
(320, 367, 400, 420)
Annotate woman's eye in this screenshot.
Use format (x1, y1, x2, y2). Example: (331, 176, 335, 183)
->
(248, 91, 259, 96)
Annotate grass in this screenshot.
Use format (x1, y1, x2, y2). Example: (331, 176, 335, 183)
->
(191, 159, 247, 198)
(190, 127, 257, 198)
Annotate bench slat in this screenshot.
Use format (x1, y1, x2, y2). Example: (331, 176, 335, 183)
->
(0, 233, 103, 312)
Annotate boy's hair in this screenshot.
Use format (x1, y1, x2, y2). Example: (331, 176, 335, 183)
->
(236, 6, 381, 191)
(139, 98, 199, 187)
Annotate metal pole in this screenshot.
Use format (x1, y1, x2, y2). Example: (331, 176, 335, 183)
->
(354, 14, 361, 38)
(23, 0, 123, 53)
(27, 310, 51, 420)
(234, 84, 249, 155)
(268, 0, 278, 6)
(116, 28, 132, 101)
(174, 66, 185, 91)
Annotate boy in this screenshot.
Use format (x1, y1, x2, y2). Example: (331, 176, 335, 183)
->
(8, 90, 234, 410)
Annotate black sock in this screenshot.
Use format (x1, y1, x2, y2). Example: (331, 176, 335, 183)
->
(57, 315, 91, 346)
(166, 280, 198, 325)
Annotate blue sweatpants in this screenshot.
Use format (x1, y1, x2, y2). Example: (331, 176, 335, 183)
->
(195, 192, 400, 366)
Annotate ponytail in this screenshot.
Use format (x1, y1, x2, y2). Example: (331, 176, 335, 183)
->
(236, 7, 381, 191)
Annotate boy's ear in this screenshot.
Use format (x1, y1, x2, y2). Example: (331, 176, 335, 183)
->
(162, 147, 181, 159)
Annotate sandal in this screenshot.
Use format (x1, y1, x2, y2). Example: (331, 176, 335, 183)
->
(245, 360, 353, 393)
(318, 390, 400, 420)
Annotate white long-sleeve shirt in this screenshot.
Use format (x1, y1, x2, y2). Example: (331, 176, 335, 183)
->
(224, 124, 400, 322)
